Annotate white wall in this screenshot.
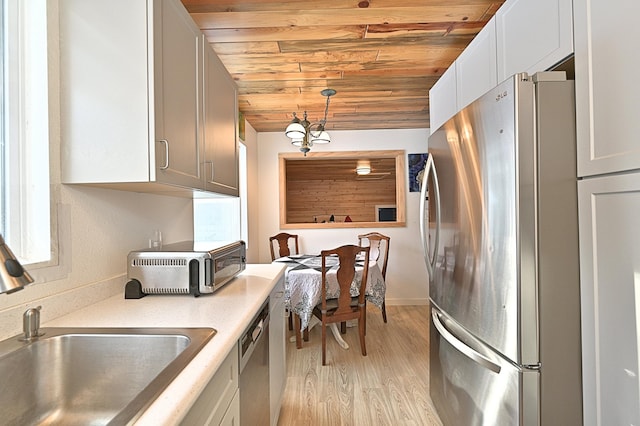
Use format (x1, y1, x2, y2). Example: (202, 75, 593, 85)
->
(257, 129, 431, 305)
(242, 120, 260, 264)
(0, 180, 194, 339)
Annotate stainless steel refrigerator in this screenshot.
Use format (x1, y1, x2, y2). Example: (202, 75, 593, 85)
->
(420, 72, 583, 425)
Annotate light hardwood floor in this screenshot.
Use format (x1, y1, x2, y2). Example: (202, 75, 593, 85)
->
(277, 305, 443, 426)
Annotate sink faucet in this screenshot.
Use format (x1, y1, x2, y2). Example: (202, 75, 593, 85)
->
(21, 306, 44, 341)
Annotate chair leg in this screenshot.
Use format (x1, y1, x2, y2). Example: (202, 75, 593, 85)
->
(303, 327, 309, 342)
(363, 303, 367, 336)
(358, 315, 367, 357)
(382, 301, 387, 323)
(288, 313, 293, 330)
(321, 319, 327, 365)
(340, 321, 347, 334)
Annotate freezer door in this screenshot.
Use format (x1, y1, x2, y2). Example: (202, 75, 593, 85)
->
(430, 306, 540, 426)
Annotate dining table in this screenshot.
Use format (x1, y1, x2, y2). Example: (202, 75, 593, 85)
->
(273, 253, 386, 349)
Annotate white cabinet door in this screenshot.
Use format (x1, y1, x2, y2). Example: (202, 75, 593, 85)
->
(456, 17, 497, 110)
(578, 172, 640, 426)
(496, 0, 573, 82)
(574, 0, 640, 176)
(203, 43, 239, 196)
(219, 390, 240, 426)
(180, 347, 239, 426)
(429, 63, 457, 134)
(269, 276, 286, 426)
(153, 0, 204, 189)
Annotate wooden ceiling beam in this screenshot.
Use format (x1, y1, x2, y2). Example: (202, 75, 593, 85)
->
(276, 34, 476, 53)
(191, 6, 496, 29)
(183, 0, 503, 13)
(203, 26, 366, 43)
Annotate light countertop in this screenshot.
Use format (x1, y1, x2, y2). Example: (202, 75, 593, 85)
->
(43, 263, 286, 425)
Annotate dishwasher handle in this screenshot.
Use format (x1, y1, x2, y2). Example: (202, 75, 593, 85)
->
(251, 319, 264, 342)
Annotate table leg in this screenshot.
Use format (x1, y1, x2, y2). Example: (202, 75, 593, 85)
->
(290, 316, 349, 350)
(294, 314, 302, 349)
(329, 323, 350, 349)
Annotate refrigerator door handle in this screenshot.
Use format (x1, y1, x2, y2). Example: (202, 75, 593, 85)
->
(432, 310, 502, 374)
(419, 154, 441, 277)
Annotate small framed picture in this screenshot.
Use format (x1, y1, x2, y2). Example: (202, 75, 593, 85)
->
(408, 153, 429, 192)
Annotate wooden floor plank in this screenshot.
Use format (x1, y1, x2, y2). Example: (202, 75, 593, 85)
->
(277, 305, 443, 425)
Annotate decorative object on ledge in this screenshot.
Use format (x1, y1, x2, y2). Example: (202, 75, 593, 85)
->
(284, 88, 336, 155)
(0, 234, 34, 294)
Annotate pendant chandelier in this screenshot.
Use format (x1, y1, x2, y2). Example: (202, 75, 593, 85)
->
(285, 88, 336, 155)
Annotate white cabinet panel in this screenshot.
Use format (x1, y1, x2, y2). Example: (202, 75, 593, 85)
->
(578, 173, 640, 426)
(456, 18, 497, 110)
(180, 347, 239, 425)
(574, 0, 640, 176)
(429, 63, 457, 134)
(268, 276, 286, 426)
(496, 0, 573, 82)
(203, 44, 239, 196)
(219, 390, 240, 426)
(59, 0, 151, 184)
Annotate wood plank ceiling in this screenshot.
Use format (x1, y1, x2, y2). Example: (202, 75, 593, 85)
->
(182, 0, 505, 133)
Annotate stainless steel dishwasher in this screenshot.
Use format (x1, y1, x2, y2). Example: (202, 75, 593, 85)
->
(239, 299, 270, 425)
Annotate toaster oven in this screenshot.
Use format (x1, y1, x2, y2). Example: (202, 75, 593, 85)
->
(124, 240, 246, 298)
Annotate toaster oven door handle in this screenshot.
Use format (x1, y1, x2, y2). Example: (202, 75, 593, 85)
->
(189, 259, 201, 296)
(205, 258, 213, 286)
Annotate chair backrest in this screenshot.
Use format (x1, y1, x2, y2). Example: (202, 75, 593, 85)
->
(269, 232, 299, 261)
(320, 245, 370, 316)
(358, 232, 390, 279)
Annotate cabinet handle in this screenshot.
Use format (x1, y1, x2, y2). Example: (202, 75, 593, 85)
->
(206, 160, 215, 182)
(157, 139, 169, 170)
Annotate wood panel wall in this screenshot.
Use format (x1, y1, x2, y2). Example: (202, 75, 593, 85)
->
(279, 150, 406, 229)
(286, 177, 396, 224)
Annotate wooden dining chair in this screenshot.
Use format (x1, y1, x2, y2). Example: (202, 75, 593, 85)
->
(311, 244, 370, 365)
(269, 232, 299, 261)
(270, 232, 300, 331)
(358, 232, 390, 323)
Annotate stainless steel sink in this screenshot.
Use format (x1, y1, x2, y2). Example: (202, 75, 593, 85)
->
(0, 327, 216, 425)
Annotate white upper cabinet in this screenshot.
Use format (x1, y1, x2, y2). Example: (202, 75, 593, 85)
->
(574, 0, 640, 177)
(153, 0, 204, 189)
(496, 0, 574, 82)
(429, 63, 458, 134)
(60, 0, 235, 195)
(455, 17, 498, 111)
(430, 0, 574, 136)
(203, 43, 239, 196)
